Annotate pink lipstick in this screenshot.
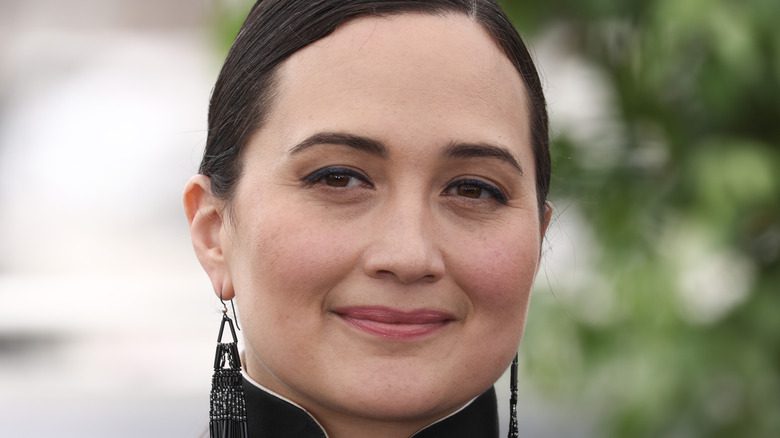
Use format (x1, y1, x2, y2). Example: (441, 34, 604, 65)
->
(333, 306, 454, 340)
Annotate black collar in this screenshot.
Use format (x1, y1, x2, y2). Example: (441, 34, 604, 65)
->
(242, 376, 499, 437)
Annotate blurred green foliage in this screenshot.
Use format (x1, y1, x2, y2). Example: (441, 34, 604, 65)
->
(211, 1, 256, 55)
(213, 1, 780, 436)
(503, 0, 780, 436)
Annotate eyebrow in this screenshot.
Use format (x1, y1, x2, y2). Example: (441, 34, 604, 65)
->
(289, 131, 523, 174)
(444, 142, 524, 175)
(289, 132, 387, 157)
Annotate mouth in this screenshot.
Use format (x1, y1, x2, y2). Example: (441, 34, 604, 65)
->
(332, 306, 455, 340)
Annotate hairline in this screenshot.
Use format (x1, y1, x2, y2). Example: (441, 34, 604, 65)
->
(220, 9, 537, 211)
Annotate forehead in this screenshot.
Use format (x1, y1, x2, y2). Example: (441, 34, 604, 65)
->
(260, 13, 531, 155)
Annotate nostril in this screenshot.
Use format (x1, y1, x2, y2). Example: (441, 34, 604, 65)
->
(369, 268, 443, 285)
(425, 274, 439, 282)
(362, 229, 446, 284)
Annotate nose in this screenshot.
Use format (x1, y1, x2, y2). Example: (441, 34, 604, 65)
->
(362, 195, 445, 285)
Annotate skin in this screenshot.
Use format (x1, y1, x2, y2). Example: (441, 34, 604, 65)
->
(185, 13, 551, 438)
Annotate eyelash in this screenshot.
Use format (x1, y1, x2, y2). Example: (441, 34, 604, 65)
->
(301, 166, 373, 188)
(301, 167, 508, 204)
(443, 178, 509, 204)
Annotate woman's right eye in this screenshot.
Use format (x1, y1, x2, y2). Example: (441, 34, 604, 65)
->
(301, 167, 373, 189)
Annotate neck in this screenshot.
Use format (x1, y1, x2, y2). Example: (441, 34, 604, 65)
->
(313, 410, 429, 438)
(242, 366, 473, 438)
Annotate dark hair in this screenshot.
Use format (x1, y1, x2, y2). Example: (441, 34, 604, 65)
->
(201, 0, 550, 213)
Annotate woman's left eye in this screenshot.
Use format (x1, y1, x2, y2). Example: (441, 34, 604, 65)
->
(443, 179, 508, 204)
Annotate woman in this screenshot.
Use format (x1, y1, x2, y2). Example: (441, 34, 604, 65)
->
(184, 1, 551, 437)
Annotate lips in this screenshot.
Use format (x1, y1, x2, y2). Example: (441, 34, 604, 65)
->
(332, 306, 455, 340)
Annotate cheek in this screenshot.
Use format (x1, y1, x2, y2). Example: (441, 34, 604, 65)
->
(443, 230, 541, 386)
(233, 211, 361, 319)
(453, 232, 540, 322)
(230, 212, 363, 373)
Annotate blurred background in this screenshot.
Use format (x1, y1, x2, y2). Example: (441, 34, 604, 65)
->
(0, 0, 777, 437)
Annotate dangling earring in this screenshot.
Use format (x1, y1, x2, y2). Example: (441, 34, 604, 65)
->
(209, 298, 248, 438)
(507, 353, 519, 438)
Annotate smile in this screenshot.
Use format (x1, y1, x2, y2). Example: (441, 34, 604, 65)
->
(332, 306, 455, 340)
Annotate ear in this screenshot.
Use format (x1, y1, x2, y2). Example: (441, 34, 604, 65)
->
(183, 175, 235, 300)
(540, 201, 553, 239)
(535, 201, 553, 272)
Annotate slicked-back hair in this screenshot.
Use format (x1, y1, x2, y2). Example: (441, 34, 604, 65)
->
(201, 0, 550, 214)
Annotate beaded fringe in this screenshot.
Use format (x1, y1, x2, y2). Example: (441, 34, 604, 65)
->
(209, 316, 248, 438)
(508, 354, 519, 438)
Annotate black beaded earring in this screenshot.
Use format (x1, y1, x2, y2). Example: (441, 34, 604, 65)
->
(508, 353, 519, 438)
(209, 299, 248, 438)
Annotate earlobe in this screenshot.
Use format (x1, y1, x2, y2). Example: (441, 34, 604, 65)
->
(183, 175, 235, 300)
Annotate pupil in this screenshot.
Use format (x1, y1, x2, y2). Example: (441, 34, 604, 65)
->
(326, 174, 350, 187)
(458, 184, 481, 198)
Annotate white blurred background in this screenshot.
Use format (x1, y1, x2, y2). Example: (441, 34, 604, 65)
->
(0, 1, 598, 436)
(0, 1, 223, 436)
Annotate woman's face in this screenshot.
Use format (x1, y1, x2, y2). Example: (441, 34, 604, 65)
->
(213, 12, 547, 429)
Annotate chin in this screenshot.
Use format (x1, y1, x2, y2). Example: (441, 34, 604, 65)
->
(336, 389, 460, 423)
(316, 364, 486, 423)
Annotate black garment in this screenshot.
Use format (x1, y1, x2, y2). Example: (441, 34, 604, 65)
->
(242, 377, 499, 437)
